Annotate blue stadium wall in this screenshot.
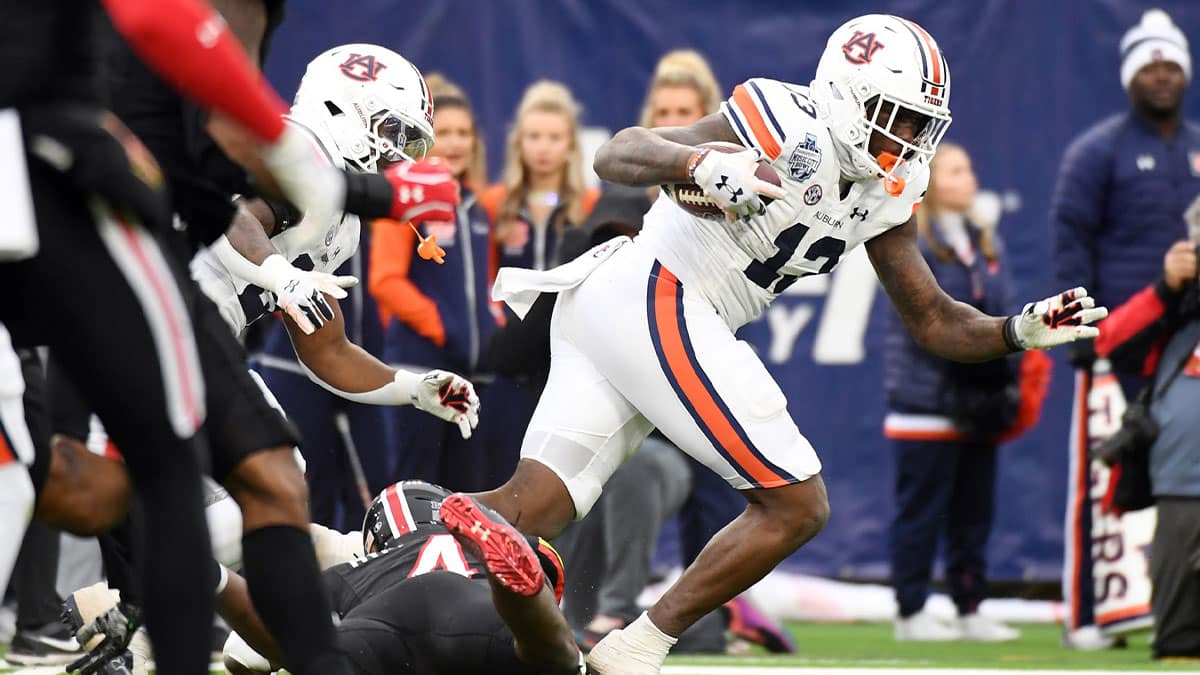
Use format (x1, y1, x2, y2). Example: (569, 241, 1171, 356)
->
(264, 0, 1200, 580)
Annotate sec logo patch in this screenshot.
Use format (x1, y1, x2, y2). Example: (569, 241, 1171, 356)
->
(803, 184, 822, 206)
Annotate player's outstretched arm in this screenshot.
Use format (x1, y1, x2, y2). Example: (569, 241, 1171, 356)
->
(284, 304, 480, 438)
(284, 298, 396, 394)
(593, 113, 741, 186)
(867, 218, 1107, 361)
(866, 218, 1009, 362)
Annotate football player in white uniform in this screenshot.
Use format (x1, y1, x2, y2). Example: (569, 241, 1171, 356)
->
(192, 44, 479, 437)
(480, 15, 1108, 674)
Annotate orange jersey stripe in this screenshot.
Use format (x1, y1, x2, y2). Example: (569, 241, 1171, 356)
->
(731, 85, 782, 161)
(0, 427, 14, 465)
(653, 270, 785, 486)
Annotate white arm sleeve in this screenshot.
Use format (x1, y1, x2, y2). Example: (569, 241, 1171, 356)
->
(309, 523, 364, 569)
(210, 235, 293, 294)
(296, 359, 421, 406)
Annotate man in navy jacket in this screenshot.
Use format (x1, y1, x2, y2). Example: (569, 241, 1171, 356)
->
(1051, 8, 1200, 648)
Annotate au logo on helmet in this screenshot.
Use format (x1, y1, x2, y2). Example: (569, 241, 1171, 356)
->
(339, 53, 388, 82)
(841, 30, 885, 65)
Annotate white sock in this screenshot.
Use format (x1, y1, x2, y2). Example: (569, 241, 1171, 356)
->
(620, 612, 677, 659)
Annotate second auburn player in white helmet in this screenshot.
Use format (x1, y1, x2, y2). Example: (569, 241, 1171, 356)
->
(480, 14, 1108, 674)
(192, 43, 479, 437)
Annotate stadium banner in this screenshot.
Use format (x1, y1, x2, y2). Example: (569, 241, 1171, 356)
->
(266, 0, 1200, 581)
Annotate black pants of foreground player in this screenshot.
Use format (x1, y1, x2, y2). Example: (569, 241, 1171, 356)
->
(474, 459, 829, 637)
(1, 153, 216, 675)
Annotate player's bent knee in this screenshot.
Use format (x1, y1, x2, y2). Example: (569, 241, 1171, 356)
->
(474, 460, 576, 538)
(752, 474, 830, 544)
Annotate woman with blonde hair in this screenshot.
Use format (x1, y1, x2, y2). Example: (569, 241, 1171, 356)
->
(585, 50, 723, 247)
(370, 73, 498, 490)
(638, 49, 722, 129)
(480, 80, 599, 271)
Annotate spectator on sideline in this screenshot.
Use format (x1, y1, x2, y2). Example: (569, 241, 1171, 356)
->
(1093, 232, 1200, 661)
(370, 74, 496, 492)
(883, 143, 1030, 643)
(1051, 9, 1200, 648)
(585, 49, 724, 245)
(479, 81, 599, 472)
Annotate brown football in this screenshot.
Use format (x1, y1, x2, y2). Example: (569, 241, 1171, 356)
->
(662, 141, 782, 220)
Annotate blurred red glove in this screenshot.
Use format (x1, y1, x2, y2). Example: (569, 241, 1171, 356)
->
(383, 158, 459, 225)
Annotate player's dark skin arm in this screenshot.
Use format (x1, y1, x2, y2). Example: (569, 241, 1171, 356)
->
(486, 579, 581, 671)
(866, 217, 1012, 362)
(217, 569, 286, 667)
(282, 293, 399, 394)
(593, 112, 742, 186)
(224, 200, 279, 264)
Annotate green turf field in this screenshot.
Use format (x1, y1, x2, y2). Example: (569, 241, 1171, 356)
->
(2, 623, 1196, 674)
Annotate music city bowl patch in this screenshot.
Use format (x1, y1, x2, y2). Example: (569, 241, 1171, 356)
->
(788, 133, 822, 182)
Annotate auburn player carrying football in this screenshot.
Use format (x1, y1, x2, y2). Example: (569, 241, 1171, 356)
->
(481, 14, 1109, 674)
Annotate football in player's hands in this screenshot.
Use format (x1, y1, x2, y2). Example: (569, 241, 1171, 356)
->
(663, 141, 782, 220)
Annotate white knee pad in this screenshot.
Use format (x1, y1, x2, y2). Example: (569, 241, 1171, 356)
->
(521, 415, 653, 521)
(205, 481, 244, 570)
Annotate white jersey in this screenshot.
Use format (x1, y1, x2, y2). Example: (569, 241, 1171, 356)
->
(191, 115, 361, 335)
(638, 78, 928, 329)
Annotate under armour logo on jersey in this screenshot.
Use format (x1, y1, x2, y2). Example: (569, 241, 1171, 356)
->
(841, 31, 885, 65)
(715, 175, 743, 203)
(339, 54, 388, 82)
(1136, 154, 1156, 172)
(849, 207, 869, 221)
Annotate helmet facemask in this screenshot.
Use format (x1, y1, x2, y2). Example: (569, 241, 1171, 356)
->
(810, 15, 953, 191)
(369, 111, 432, 168)
(831, 77, 951, 189)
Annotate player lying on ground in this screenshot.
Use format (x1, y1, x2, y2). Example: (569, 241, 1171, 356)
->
(478, 14, 1108, 674)
(67, 481, 588, 675)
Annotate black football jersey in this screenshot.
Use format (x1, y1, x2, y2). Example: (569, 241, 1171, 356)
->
(0, 0, 105, 108)
(323, 525, 485, 617)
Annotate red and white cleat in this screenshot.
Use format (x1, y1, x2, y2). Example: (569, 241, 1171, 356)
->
(440, 493, 544, 597)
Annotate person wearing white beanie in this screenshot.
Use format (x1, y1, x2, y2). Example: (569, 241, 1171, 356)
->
(1052, 6, 1200, 655)
(1120, 9, 1192, 92)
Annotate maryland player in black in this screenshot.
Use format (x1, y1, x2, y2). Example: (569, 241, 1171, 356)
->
(217, 481, 589, 675)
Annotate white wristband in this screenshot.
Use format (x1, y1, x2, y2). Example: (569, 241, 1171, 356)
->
(298, 362, 422, 406)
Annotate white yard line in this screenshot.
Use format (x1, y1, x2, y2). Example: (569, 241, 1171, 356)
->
(662, 662, 1166, 667)
(663, 669, 1171, 675)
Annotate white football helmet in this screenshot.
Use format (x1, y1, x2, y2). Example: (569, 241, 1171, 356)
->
(292, 43, 434, 172)
(809, 14, 952, 182)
